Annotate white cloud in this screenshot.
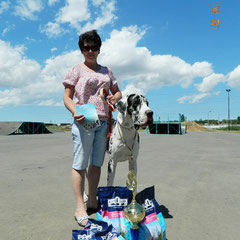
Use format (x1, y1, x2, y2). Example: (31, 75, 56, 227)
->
(40, 22, 66, 38)
(99, 26, 215, 92)
(195, 73, 226, 93)
(25, 36, 37, 42)
(1, 26, 239, 108)
(178, 95, 193, 104)
(80, 0, 117, 33)
(178, 92, 220, 104)
(42, 0, 90, 37)
(178, 93, 210, 104)
(0, 89, 23, 107)
(51, 47, 58, 53)
(14, 0, 44, 20)
(227, 65, 240, 90)
(98, 26, 235, 104)
(42, 0, 117, 38)
(56, 0, 90, 28)
(0, 40, 41, 88)
(22, 50, 83, 105)
(178, 73, 226, 104)
(0, 1, 10, 15)
(0, 39, 83, 107)
(39, 99, 63, 106)
(92, 0, 106, 7)
(192, 62, 213, 78)
(2, 24, 15, 36)
(48, 0, 60, 6)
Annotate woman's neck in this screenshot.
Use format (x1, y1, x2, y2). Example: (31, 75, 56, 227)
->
(83, 61, 100, 72)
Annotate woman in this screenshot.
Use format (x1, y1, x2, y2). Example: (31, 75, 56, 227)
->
(63, 30, 122, 227)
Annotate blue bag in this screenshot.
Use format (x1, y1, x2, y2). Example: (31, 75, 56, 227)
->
(72, 218, 125, 240)
(96, 186, 152, 239)
(97, 186, 166, 240)
(136, 186, 166, 240)
(96, 186, 132, 236)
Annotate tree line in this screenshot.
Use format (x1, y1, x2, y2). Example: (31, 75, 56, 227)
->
(195, 116, 240, 125)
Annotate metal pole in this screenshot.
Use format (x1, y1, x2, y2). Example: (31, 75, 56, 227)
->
(226, 89, 231, 131)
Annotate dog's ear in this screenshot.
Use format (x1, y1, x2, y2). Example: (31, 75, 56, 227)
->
(126, 94, 136, 115)
(116, 100, 126, 113)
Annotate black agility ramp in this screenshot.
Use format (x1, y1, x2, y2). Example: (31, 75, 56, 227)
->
(0, 122, 52, 135)
(148, 122, 184, 134)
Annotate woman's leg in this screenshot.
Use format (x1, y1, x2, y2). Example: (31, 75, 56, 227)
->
(87, 165, 101, 208)
(71, 122, 94, 224)
(87, 121, 108, 208)
(72, 168, 88, 224)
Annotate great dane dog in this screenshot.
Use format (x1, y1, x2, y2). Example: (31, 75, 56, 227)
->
(107, 94, 153, 186)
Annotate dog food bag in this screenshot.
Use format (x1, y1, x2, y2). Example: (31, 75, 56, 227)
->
(72, 218, 125, 240)
(135, 186, 166, 240)
(97, 186, 153, 240)
(96, 186, 133, 237)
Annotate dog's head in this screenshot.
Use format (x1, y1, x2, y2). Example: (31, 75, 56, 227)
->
(117, 94, 153, 129)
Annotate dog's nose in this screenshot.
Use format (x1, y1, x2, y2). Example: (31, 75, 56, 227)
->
(146, 110, 153, 118)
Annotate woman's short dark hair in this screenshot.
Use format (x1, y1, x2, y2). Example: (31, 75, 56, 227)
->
(78, 30, 102, 52)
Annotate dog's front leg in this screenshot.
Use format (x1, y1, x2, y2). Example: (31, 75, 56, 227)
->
(107, 158, 117, 186)
(129, 158, 137, 175)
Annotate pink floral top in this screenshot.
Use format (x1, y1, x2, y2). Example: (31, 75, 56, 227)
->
(63, 64, 118, 121)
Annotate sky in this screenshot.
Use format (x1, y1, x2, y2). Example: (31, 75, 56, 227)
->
(0, 0, 239, 123)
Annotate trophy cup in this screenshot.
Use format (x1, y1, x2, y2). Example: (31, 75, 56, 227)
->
(124, 171, 145, 240)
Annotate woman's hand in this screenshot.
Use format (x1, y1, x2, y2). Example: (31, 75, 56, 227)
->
(109, 85, 122, 105)
(107, 95, 117, 105)
(73, 114, 85, 124)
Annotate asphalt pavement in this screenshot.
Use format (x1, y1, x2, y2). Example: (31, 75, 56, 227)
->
(0, 131, 239, 239)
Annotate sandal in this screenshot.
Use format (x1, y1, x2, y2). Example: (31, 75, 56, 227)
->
(74, 215, 89, 227)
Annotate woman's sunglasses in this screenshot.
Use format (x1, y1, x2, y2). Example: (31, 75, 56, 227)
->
(82, 45, 99, 52)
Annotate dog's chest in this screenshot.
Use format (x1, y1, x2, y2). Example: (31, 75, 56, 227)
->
(109, 125, 139, 158)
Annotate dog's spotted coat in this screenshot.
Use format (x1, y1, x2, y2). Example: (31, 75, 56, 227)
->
(107, 94, 153, 186)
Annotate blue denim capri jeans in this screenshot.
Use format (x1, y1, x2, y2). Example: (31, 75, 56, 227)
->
(71, 120, 109, 170)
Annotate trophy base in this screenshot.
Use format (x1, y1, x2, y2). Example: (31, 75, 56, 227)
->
(131, 224, 139, 230)
(130, 228, 139, 240)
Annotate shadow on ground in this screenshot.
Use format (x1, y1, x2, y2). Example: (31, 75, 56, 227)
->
(159, 205, 173, 219)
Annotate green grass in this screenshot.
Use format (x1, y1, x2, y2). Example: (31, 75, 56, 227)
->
(214, 126, 240, 133)
(46, 125, 72, 132)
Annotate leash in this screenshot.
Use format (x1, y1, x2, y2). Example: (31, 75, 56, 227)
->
(100, 88, 117, 112)
(117, 120, 137, 161)
(100, 88, 117, 139)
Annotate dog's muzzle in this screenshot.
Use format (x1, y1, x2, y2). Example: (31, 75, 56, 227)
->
(137, 110, 153, 129)
(146, 110, 153, 124)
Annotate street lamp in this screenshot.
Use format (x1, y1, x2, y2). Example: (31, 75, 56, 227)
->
(226, 89, 231, 131)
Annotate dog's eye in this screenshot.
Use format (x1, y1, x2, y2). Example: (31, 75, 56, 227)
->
(142, 99, 149, 106)
(133, 103, 139, 109)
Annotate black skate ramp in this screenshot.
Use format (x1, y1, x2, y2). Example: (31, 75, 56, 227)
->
(149, 122, 184, 134)
(0, 122, 52, 135)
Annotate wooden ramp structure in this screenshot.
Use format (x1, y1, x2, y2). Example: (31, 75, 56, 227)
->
(0, 122, 52, 135)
